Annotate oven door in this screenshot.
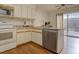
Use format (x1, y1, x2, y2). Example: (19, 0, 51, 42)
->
(0, 29, 16, 52)
(0, 29, 16, 41)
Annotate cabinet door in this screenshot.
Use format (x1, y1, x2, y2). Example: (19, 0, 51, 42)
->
(14, 5, 22, 17)
(31, 8, 36, 19)
(21, 5, 28, 18)
(27, 7, 32, 18)
(25, 32, 31, 42)
(17, 32, 26, 45)
(32, 32, 42, 45)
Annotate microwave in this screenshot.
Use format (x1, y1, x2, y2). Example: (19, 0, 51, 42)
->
(0, 8, 13, 16)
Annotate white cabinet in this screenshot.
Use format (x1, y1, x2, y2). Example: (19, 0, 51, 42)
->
(7, 4, 36, 19)
(16, 30, 42, 45)
(4, 4, 22, 17)
(31, 8, 36, 19)
(21, 5, 36, 19)
(32, 32, 42, 45)
(17, 32, 26, 45)
(25, 32, 31, 42)
(27, 7, 32, 18)
(21, 6, 34, 18)
(14, 5, 34, 18)
(16, 31, 31, 45)
(14, 5, 22, 17)
(21, 5, 28, 18)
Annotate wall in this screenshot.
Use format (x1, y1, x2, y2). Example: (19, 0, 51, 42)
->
(46, 13, 57, 28)
(33, 9, 48, 27)
(57, 14, 63, 29)
(63, 6, 79, 14)
(46, 5, 79, 29)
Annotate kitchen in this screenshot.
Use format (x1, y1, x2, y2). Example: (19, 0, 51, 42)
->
(0, 4, 79, 54)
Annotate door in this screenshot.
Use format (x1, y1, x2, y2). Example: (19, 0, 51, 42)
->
(63, 12, 79, 54)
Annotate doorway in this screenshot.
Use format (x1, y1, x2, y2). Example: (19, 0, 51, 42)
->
(63, 12, 79, 54)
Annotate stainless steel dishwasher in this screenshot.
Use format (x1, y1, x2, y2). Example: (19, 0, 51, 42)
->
(42, 28, 64, 53)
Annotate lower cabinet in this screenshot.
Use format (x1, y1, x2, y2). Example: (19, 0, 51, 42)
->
(16, 30, 42, 46)
(25, 32, 32, 42)
(16, 32, 31, 45)
(32, 32, 42, 45)
(17, 32, 26, 45)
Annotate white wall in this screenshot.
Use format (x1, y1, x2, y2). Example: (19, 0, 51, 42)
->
(46, 13, 57, 28)
(33, 9, 48, 27)
(57, 14, 63, 29)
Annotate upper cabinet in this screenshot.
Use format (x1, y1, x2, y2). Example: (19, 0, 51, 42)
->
(6, 4, 36, 19)
(27, 7, 32, 18)
(21, 5, 28, 18)
(7, 4, 22, 17)
(31, 8, 36, 19)
(9, 4, 36, 19)
(14, 5, 22, 17)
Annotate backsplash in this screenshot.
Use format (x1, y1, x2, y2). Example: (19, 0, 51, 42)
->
(0, 18, 32, 26)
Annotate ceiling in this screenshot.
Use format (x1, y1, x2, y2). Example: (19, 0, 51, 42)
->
(36, 4, 79, 12)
